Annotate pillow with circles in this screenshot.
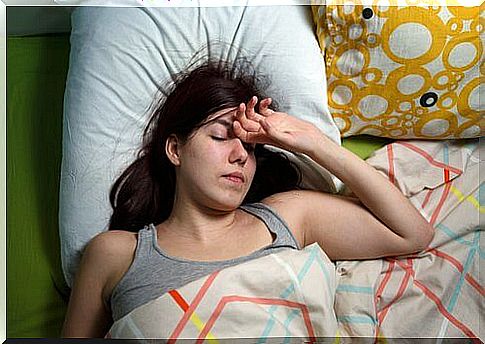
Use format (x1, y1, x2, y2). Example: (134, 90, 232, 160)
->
(312, 1, 483, 139)
(60, 5, 342, 288)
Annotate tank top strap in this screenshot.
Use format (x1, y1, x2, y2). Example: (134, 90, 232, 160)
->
(118, 224, 154, 278)
(136, 224, 156, 258)
(240, 202, 301, 250)
(109, 224, 155, 315)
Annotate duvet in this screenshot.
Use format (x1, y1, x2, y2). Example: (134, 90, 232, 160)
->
(107, 243, 339, 341)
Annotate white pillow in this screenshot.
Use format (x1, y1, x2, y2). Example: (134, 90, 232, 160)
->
(60, 5, 342, 287)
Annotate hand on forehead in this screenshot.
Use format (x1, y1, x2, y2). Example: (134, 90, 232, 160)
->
(202, 95, 269, 127)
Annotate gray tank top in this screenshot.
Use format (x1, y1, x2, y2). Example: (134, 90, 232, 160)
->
(109, 202, 301, 322)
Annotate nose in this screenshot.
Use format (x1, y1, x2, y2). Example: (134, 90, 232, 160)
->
(229, 138, 249, 165)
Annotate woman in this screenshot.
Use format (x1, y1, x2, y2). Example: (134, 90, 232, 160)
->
(62, 60, 434, 338)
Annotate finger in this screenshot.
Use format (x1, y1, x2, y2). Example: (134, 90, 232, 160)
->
(233, 120, 265, 144)
(232, 120, 248, 141)
(243, 131, 265, 144)
(238, 101, 264, 125)
(258, 98, 273, 117)
(236, 103, 260, 132)
(236, 102, 245, 117)
(246, 96, 258, 120)
(245, 97, 267, 123)
(235, 102, 246, 122)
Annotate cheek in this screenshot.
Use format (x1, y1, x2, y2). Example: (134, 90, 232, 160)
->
(248, 156, 257, 178)
(193, 143, 227, 169)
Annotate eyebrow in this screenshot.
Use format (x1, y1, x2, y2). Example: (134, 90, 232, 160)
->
(212, 118, 233, 129)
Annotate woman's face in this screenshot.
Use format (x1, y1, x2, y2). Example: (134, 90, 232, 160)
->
(173, 107, 257, 210)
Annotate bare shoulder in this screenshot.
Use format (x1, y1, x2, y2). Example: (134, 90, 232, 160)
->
(86, 230, 137, 255)
(82, 230, 138, 302)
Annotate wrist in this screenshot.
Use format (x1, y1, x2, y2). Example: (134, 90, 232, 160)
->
(306, 132, 339, 160)
(307, 134, 352, 178)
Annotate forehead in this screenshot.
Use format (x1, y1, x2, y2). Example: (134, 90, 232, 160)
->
(202, 107, 238, 127)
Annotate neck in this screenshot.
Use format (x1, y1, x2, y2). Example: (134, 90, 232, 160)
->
(161, 193, 241, 244)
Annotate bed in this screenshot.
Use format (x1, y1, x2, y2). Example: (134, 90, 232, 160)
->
(6, 3, 483, 341)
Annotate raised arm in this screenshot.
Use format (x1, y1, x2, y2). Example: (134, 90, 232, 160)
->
(233, 96, 434, 260)
(304, 133, 434, 258)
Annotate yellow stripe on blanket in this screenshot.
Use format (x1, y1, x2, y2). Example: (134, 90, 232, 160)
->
(450, 186, 484, 213)
(189, 313, 218, 342)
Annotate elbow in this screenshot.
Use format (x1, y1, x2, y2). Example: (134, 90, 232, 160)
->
(412, 222, 435, 253)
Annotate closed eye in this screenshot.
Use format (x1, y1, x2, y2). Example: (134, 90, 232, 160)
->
(211, 135, 255, 153)
(211, 136, 227, 141)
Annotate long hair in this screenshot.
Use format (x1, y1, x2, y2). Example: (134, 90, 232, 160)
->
(108, 58, 301, 231)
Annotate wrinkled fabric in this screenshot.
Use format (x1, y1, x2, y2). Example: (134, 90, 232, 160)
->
(335, 139, 482, 339)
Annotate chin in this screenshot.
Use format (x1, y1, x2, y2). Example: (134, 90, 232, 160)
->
(219, 199, 245, 211)
(211, 193, 247, 211)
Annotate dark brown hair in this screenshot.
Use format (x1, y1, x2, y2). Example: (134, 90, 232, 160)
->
(108, 58, 301, 231)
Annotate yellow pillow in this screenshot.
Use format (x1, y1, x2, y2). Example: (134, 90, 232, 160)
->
(312, 2, 483, 139)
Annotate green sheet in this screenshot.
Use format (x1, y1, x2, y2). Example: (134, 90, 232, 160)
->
(341, 135, 392, 160)
(6, 34, 391, 338)
(7, 34, 70, 338)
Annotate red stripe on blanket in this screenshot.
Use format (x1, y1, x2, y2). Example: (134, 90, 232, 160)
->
(197, 296, 316, 343)
(421, 188, 433, 209)
(394, 260, 477, 338)
(414, 279, 477, 338)
(430, 178, 452, 226)
(169, 290, 189, 312)
(377, 259, 413, 330)
(374, 260, 395, 339)
(429, 248, 485, 296)
(168, 270, 220, 343)
(428, 248, 463, 272)
(465, 274, 485, 297)
(395, 142, 462, 175)
(386, 144, 395, 185)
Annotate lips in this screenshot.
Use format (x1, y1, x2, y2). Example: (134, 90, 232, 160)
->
(223, 172, 245, 183)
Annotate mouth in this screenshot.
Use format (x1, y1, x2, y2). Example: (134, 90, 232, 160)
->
(223, 172, 245, 184)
